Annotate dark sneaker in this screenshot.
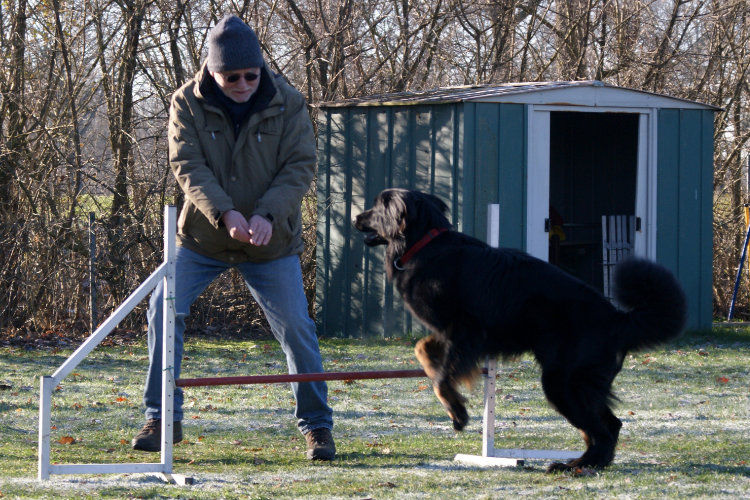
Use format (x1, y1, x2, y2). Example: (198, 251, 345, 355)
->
(305, 427, 336, 460)
(131, 419, 183, 452)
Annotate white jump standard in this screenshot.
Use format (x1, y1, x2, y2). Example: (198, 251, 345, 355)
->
(37, 206, 190, 485)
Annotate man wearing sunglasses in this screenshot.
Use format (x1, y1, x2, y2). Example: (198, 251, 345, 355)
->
(131, 14, 335, 461)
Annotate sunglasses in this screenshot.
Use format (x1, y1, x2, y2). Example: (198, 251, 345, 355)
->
(224, 71, 260, 83)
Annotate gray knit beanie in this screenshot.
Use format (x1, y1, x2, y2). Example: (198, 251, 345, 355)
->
(207, 15, 264, 72)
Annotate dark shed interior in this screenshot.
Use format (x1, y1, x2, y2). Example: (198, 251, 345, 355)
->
(548, 111, 638, 292)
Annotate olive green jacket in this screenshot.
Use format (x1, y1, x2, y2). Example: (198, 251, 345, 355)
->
(168, 63, 316, 263)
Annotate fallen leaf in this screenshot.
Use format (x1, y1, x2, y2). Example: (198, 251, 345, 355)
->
(59, 436, 75, 445)
(717, 376, 730, 384)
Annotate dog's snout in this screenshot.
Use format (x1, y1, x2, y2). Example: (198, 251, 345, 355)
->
(354, 209, 370, 229)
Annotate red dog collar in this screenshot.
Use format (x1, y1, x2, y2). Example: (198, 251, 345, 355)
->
(394, 228, 448, 271)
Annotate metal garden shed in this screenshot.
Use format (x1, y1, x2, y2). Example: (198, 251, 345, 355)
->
(315, 80, 717, 337)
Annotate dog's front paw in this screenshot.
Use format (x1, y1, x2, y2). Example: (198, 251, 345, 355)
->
(451, 405, 469, 431)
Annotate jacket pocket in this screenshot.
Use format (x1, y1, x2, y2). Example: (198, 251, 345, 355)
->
(251, 116, 282, 150)
(257, 115, 282, 136)
(202, 125, 229, 176)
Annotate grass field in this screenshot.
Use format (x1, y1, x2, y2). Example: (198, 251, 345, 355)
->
(0, 327, 748, 499)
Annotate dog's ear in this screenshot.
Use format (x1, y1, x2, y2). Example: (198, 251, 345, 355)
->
(421, 192, 449, 216)
(383, 190, 408, 235)
(408, 191, 451, 229)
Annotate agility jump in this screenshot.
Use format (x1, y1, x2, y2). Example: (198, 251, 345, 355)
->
(38, 204, 580, 485)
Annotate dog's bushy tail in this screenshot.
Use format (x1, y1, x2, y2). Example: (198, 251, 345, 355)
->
(614, 258, 687, 352)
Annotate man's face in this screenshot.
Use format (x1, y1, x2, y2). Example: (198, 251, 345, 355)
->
(211, 68, 261, 103)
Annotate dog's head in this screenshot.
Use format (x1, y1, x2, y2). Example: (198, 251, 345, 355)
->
(354, 188, 450, 247)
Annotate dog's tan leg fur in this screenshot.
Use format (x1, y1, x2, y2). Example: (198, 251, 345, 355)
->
(415, 335, 468, 428)
(415, 336, 454, 416)
(414, 335, 442, 380)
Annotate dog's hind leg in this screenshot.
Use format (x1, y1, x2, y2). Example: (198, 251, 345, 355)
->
(541, 369, 621, 472)
(554, 405, 620, 472)
(600, 405, 622, 462)
(415, 335, 470, 430)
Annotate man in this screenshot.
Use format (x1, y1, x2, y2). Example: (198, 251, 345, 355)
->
(131, 14, 335, 460)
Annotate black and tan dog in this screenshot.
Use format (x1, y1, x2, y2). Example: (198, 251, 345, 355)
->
(354, 188, 687, 472)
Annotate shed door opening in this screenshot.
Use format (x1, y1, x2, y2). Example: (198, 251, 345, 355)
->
(548, 111, 638, 294)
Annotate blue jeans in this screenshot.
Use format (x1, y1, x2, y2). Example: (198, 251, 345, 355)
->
(142, 246, 333, 434)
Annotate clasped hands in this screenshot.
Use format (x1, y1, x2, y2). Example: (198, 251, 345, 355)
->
(221, 209, 272, 246)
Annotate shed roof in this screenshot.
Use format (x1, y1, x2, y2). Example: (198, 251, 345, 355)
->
(316, 80, 720, 111)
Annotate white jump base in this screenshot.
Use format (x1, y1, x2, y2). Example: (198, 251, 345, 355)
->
(452, 356, 582, 469)
(455, 449, 583, 468)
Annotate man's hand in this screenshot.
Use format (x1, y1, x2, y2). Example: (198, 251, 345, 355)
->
(221, 210, 272, 246)
(247, 214, 272, 246)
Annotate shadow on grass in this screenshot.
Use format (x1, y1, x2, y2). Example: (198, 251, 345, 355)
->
(616, 460, 750, 477)
(677, 327, 750, 346)
(174, 451, 491, 471)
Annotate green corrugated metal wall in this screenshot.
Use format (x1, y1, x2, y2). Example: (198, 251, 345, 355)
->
(462, 103, 528, 248)
(657, 109, 714, 330)
(316, 102, 527, 337)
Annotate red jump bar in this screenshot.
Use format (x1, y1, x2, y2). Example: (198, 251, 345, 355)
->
(176, 369, 428, 387)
